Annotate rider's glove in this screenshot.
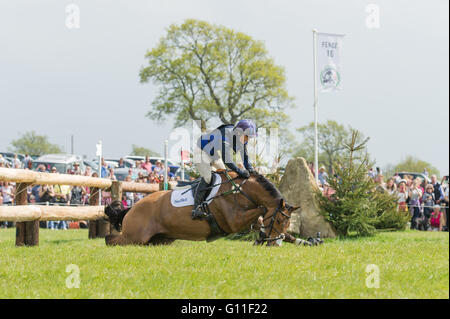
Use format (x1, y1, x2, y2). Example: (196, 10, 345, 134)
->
(238, 169, 250, 179)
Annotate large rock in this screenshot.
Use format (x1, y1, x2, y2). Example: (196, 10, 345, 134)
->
(278, 157, 337, 238)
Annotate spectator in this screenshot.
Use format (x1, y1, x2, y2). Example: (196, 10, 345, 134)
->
(409, 179, 423, 229)
(430, 175, 444, 205)
(153, 160, 163, 175)
(22, 154, 32, 170)
(1, 182, 15, 228)
(375, 166, 382, 177)
(442, 184, 449, 231)
(70, 184, 86, 206)
(72, 162, 82, 175)
(375, 175, 386, 190)
(307, 162, 315, 177)
(38, 185, 55, 203)
(396, 180, 409, 212)
(422, 184, 436, 220)
(52, 168, 70, 230)
(430, 205, 445, 231)
(141, 156, 152, 172)
(1, 182, 14, 205)
(108, 167, 117, 181)
(100, 158, 108, 178)
(318, 166, 329, 187)
(118, 158, 126, 168)
(11, 154, 22, 168)
(385, 178, 397, 195)
(84, 166, 92, 177)
(368, 167, 376, 179)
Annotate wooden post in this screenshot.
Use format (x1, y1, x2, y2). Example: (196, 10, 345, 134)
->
(88, 187, 99, 239)
(109, 181, 122, 235)
(15, 182, 39, 246)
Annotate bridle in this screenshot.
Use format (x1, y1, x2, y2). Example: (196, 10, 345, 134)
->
(205, 170, 291, 244)
(253, 202, 291, 245)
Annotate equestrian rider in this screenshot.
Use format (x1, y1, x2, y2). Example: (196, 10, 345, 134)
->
(191, 119, 257, 220)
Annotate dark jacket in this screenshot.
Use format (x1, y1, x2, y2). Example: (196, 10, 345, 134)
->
(199, 124, 254, 175)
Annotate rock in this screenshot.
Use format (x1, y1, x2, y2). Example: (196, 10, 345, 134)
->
(278, 157, 337, 238)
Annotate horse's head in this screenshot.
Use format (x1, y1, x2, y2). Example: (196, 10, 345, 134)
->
(257, 198, 299, 246)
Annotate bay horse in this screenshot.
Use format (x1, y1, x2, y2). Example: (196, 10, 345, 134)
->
(104, 170, 317, 247)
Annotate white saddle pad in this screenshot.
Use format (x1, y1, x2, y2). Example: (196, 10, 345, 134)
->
(170, 173, 222, 207)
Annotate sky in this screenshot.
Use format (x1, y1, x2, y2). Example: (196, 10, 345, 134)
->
(0, 0, 448, 175)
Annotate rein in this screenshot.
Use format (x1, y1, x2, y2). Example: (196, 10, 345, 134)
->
(180, 170, 289, 244)
(255, 205, 291, 244)
(204, 170, 289, 244)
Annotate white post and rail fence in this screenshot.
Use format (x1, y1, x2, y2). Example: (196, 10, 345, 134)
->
(0, 167, 176, 247)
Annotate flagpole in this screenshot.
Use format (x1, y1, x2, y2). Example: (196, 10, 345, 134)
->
(313, 29, 319, 184)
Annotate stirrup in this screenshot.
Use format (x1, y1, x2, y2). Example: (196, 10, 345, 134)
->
(191, 206, 207, 220)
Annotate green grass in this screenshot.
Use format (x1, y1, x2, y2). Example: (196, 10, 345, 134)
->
(0, 229, 448, 299)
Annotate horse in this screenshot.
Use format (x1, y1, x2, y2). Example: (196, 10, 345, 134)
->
(104, 170, 320, 247)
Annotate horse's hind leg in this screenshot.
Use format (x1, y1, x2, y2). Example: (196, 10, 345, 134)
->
(148, 234, 176, 246)
(105, 234, 138, 246)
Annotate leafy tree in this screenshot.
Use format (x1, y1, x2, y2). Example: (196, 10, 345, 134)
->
(140, 19, 293, 128)
(316, 130, 408, 237)
(8, 131, 63, 155)
(294, 120, 368, 173)
(130, 145, 161, 157)
(393, 156, 440, 177)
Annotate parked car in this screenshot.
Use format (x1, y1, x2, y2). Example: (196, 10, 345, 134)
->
(92, 159, 119, 169)
(0, 152, 25, 162)
(125, 155, 180, 175)
(104, 158, 136, 168)
(83, 160, 99, 172)
(32, 154, 85, 174)
(0, 156, 12, 166)
(114, 167, 149, 181)
(396, 172, 431, 186)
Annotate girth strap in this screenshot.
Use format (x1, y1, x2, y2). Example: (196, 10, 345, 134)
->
(201, 202, 228, 242)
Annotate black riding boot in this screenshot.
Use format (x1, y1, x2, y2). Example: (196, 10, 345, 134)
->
(191, 178, 211, 220)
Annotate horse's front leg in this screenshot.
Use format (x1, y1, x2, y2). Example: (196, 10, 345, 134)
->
(283, 233, 313, 246)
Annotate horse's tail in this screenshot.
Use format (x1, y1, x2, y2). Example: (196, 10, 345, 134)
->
(105, 200, 132, 232)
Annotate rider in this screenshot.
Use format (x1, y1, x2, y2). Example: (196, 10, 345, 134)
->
(191, 119, 258, 220)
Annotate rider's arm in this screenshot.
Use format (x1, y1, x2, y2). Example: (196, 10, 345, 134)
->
(221, 140, 248, 177)
(242, 143, 255, 172)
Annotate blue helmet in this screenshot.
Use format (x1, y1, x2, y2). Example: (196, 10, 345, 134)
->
(234, 119, 257, 137)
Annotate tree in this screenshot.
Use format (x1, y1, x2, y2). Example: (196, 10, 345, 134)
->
(294, 120, 368, 173)
(130, 145, 160, 157)
(316, 131, 409, 236)
(140, 19, 293, 128)
(393, 156, 440, 177)
(8, 131, 63, 155)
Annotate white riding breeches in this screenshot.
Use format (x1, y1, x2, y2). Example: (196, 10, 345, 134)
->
(194, 147, 226, 184)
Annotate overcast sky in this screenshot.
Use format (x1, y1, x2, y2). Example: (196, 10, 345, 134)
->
(0, 0, 448, 175)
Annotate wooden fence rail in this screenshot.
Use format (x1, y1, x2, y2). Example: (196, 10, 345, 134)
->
(0, 167, 176, 246)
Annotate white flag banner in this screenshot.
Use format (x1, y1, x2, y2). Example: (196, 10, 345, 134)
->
(317, 32, 345, 92)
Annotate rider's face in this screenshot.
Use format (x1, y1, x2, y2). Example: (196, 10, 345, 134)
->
(240, 135, 249, 144)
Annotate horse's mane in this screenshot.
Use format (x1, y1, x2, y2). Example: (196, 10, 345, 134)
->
(252, 173, 284, 201)
(217, 170, 284, 202)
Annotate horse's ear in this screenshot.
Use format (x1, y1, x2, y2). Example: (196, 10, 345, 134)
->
(279, 198, 286, 208)
(288, 206, 300, 212)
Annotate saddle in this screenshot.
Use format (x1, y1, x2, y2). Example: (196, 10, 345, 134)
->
(171, 174, 221, 207)
(173, 173, 228, 242)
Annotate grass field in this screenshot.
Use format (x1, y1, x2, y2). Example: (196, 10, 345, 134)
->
(0, 228, 448, 299)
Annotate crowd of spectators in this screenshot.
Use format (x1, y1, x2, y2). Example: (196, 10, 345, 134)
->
(311, 162, 449, 232)
(0, 154, 188, 229)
